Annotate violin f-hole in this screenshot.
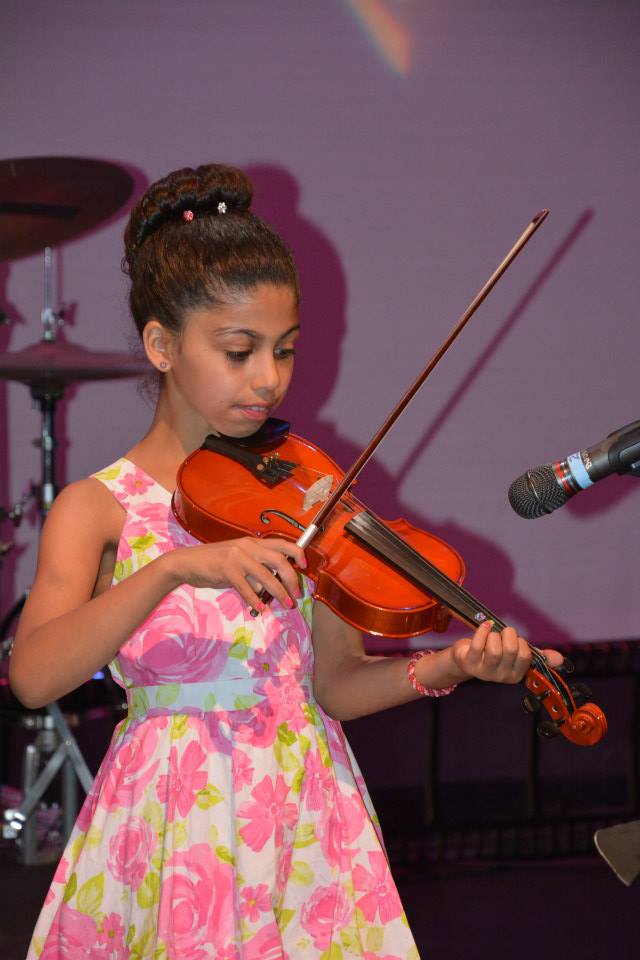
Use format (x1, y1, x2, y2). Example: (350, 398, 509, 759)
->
(259, 509, 306, 533)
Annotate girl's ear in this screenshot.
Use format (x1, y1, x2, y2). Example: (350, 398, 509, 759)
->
(142, 319, 174, 372)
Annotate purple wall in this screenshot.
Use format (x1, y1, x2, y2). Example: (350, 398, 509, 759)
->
(2, 0, 640, 645)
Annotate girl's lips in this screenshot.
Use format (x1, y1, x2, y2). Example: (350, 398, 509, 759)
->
(236, 404, 272, 421)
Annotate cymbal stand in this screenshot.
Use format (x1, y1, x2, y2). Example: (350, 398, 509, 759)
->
(2, 247, 94, 864)
(35, 245, 66, 516)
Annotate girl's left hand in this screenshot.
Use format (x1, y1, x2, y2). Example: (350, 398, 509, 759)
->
(450, 619, 563, 685)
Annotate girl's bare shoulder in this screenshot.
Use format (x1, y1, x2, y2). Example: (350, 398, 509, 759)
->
(49, 476, 124, 529)
(37, 476, 125, 566)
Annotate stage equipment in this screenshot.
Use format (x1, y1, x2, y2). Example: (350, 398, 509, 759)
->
(594, 820, 640, 886)
(0, 157, 139, 863)
(0, 156, 133, 262)
(508, 419, 640, 519)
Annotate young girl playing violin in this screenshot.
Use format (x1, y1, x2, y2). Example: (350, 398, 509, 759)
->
(11, 163, 561, 960)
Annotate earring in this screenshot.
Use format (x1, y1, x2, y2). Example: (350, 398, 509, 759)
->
(159, 360, 168, 370)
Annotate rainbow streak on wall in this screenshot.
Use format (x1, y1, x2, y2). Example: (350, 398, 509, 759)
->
(345, 0, 412, 76)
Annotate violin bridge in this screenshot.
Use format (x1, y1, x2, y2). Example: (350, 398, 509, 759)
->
(303, 475, 333, 511)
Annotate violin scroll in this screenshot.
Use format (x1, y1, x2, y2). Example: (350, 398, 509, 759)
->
(524, 661, 608, 746)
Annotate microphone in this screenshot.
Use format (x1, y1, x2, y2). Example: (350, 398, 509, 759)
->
(508, 419, 640, 518)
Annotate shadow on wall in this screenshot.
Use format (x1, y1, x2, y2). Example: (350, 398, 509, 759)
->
(248, 167, 616, 646)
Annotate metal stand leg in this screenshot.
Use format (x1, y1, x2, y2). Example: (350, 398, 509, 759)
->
(2, 703, 94, 864)
(20, 743, 40, 865)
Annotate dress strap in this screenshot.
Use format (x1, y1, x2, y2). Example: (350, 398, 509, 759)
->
(92, 458, 170, 510)
(92, 459, 134, 508)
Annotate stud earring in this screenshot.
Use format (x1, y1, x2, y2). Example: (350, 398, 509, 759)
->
(159, 361, 168, 370)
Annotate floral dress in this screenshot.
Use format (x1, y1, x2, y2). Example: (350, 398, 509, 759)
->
(27, 458, 419, 960)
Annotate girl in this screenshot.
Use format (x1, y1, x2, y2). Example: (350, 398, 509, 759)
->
(11, 164, 559, 960)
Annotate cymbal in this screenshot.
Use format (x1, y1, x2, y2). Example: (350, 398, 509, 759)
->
(0, 339, 149, 390)
(0, 156, 134, 262)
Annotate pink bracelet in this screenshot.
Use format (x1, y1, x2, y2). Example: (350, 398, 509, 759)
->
(407, 650, 458, 698)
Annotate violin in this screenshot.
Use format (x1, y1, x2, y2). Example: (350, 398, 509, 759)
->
(172, 210, 608, 747)
(172, 421, 607, 747)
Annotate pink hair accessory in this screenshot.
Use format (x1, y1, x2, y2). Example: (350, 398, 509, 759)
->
(407, 649, 457, 698)
(183, 209, 194, 222)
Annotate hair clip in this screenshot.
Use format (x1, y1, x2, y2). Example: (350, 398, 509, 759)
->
(217, 202, 227, 214)
(183, 209, 194, 222)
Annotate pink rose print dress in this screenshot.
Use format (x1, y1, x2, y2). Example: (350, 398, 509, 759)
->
(27, 459, 419, 960)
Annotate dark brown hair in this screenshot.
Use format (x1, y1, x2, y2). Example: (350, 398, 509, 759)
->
(123, 164, 299, 337)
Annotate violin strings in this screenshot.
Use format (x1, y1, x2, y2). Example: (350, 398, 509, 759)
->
(348, 511, 552, 678)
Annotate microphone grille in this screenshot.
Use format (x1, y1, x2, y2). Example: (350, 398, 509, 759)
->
(508, 464, 571, 518)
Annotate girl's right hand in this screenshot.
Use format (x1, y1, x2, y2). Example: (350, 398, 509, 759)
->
(164, 537, 307, 612)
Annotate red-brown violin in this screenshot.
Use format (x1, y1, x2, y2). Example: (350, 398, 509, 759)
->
(172, 210, 608, 747)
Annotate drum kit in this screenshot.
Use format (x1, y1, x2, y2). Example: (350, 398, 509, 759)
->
(0, 156, 147, 863)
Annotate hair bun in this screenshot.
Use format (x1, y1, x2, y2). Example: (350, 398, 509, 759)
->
(125, 163, 254, 263)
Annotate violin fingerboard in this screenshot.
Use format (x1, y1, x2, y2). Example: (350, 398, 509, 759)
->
(346, 511, 503, 632)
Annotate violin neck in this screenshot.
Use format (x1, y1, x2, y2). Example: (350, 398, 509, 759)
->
(345, 510, 506, 634)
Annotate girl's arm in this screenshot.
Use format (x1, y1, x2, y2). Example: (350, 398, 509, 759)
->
(311, 600, 561, 721)
(10, 479, 304, 709)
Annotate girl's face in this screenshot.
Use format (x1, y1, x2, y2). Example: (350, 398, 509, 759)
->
(165, 283, 299, 439)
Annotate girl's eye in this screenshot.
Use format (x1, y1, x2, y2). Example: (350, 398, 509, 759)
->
(275, 347, 296, 360)
(226, 351, 252, 363)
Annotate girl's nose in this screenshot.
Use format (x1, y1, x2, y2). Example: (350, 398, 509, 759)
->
(252, 354, 281, 395)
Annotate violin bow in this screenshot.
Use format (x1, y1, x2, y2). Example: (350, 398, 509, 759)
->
(296, 209, 549, 549)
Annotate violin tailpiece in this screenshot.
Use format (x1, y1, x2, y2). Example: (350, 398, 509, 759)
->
(203, 434, 295, 486)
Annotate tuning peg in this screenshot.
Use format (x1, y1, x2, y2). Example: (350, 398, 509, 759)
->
(554, 657, 575, 677)
(537, 718, 563, 738)
(522, 693, 542, 714)
(569, 682, 593, 707)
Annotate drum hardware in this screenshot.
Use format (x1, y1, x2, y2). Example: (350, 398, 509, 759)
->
(2, 702, 94, 864)
(0, 156, 134, 262)
(0, 487, 37, 526)
(0, 157, 138, 862)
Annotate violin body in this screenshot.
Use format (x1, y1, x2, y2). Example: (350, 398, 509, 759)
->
(173, 430, 464, 638)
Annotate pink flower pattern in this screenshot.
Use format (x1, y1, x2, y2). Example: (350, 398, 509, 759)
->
(231, 748, 254, 790)
(100, 724, 160, 811)
(107, 818, 156, 888)
(239, 882, 271, 921)
(39, 904, 99, 960)
(120, 472, 154, 497)
(26, 459, 417, 960)
(353, 851, 404, 924)
(97, 913, 126, 953)
(238, 774, 298, 851)
(301, 883, 354, 949)
(158, 843, 234, 960)
(301, 748, 334, 811)
(156, 741, 208, 821)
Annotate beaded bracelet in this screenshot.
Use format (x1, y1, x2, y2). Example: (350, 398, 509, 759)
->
(407, 649, 458, 698)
